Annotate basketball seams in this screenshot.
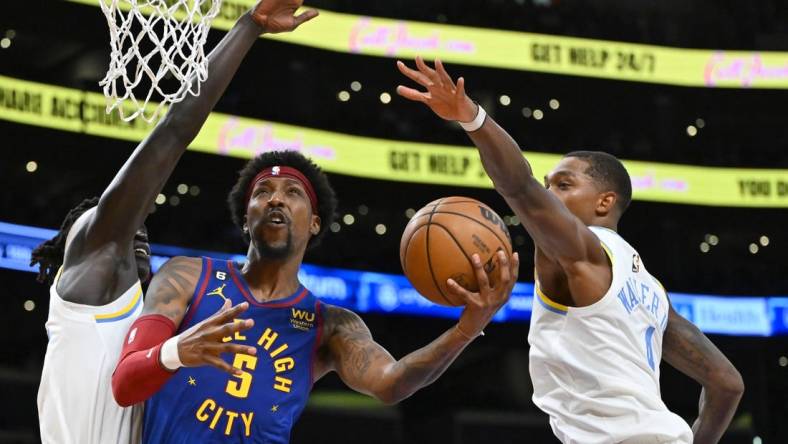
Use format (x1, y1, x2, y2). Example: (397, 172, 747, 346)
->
(410, 199, 492, 222)
(400, 223, 426, 277)
(430, 209, 512, 256)
(401, 197, 512, 308)
(425, 198, 454, 306)
(422, 199, 488, 207)
(429, 222, 474, 305)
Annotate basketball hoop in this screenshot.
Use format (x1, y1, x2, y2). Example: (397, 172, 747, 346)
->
(98, 0, 223, 123)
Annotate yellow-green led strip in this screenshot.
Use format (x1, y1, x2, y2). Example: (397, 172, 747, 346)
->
(2, 74, 788, 207)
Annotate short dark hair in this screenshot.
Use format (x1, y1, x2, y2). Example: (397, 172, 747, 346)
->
(227, 151, 338, 249)
(565, 150, 632, 214)
(30, 197, 99, 284)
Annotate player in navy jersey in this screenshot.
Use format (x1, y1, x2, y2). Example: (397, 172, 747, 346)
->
(30, 0, 317, 442)
(112, 149, 520, 443)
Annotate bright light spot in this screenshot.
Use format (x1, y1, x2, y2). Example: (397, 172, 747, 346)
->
(379, 92, 392, 104)
(155, 194, 166, 205)
(343, 214, 355, 225)
(533, 109, 544, 120)
(177, 184, 188, 195)
(5, 30, 16, 39)
(358, 205, 369, 215)
(753, 437, 762, 444)
(405, 208, 416, 218)
(700, 242, 710, 253)
(499, 95, 511, 106)
(189, 185, 200, 196)
(759, 235, 770, 247)
(350, 81, 362, 92)
(779, 356, 788, 367)
(503, 215, 512, 225)
(696, 118, 705, 128)
(511, 215, 520, 225)
(26, 161, 38, 172)
(522, 107, 532, 118)
(169, 195, 180, 207)
(24, 300, 35, 311)
(329, 222, 341, 233)
(687, 125, 698, 137)
(549, 99, 560, 110)
(708, 235, 719, 246)
(338, 90, 350, 102)
(375, 224, 387, 235)
(0, 38, 10, 49)
(749, 243, 759, 254)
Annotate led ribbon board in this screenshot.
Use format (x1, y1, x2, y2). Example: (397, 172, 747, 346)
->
(3, 221, 786, 336)
(3, 75, 788, 207)
(66, 0, 788, 89)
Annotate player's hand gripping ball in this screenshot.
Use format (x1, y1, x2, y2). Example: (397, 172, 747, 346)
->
(400, 197, 513, 306)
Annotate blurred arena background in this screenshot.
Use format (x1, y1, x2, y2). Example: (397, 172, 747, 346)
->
(1, 0, 787, 442)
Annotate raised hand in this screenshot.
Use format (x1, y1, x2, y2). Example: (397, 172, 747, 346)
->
(396, 56, 479, 122)
(176, 300, 257, 375)
(251, 0, 319, 33)
(447, 250, 520, 339)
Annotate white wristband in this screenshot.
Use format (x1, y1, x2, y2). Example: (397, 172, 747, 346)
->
(458, 104, 487, 132)
(160, 335, 183, 371)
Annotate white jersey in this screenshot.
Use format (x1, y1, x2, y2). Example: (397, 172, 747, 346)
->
(38, 268, 143, 444)
(528, 226, 693, 444)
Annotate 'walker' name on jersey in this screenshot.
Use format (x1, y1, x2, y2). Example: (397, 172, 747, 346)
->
(616, 276, 668, 331)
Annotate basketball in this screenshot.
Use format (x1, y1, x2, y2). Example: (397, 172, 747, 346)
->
(399, 197, 513, 306)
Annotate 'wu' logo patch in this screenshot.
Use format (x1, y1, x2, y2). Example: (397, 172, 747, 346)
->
(289, 308, 315, 331)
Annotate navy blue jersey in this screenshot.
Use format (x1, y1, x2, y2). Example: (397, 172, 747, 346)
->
(143, 257, 324, 443)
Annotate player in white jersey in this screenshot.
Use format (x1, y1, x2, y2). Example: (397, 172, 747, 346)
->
(397, 57, 745, 444)
(30, 1, 317, 442)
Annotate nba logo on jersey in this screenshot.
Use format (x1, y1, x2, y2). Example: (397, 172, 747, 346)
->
(632, 253, 641, 273)
(272, 166, 281, 175)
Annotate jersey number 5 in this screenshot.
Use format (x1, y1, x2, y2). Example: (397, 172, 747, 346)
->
(226, 353, 257, 398)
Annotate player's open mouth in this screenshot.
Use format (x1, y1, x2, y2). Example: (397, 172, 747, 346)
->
(265, 211, 289, 226)
(135, 248, 150, 257)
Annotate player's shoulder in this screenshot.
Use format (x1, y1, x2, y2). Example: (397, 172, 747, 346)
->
(588, 226, 632, 250)
(588, 225, 619, 240)
(322, 304, 361, 322)
(161, 255, 202, 269)
(321, 304, 370, 336)
(154, 256, 203, 281)
(142, 256, 203, 316)
(66, 207, 97, 242)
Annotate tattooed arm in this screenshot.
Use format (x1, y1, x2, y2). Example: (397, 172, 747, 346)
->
(140, 256, 255, 371)
(662, 305, 744, 444)
(317, 305, 475, 404)
(140, 256, 202, 323)
(315, 251, 519, 404)
(112, 257, 254, 405)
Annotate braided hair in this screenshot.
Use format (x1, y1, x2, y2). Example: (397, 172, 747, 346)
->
(30, 197, 99, 284)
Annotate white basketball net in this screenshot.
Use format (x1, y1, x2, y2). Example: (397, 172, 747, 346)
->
(98, 0, 222, 123)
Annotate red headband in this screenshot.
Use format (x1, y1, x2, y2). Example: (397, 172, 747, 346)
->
(245, 166, 319, 213)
